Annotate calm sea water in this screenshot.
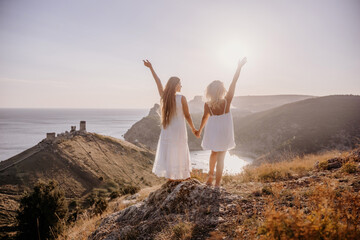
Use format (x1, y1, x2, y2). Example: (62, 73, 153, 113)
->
(0, 108, 250, 173)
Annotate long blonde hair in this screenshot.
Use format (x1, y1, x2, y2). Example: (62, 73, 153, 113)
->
(205, 80, 227, 109)
(161, 77, 180, 128)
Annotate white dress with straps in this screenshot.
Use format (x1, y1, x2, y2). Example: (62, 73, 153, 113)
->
(152, 94, 191, 179)
(201, 99, 236, 152)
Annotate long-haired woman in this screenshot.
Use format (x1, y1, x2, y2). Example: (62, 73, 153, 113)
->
(143, 60, 196, 180)
(196, 57, 247, 187)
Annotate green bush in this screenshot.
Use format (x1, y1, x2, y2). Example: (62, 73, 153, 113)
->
(16, 180, 67, 240)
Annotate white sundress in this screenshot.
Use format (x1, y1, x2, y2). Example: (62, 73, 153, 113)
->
(152, 94, 191, 179)
(201, 99, 236, 152)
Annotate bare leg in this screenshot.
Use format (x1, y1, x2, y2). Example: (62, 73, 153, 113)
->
(215, 151, 226, 187)
(206, 151, 218, 185)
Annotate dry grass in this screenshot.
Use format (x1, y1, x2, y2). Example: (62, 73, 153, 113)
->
(59, 150, 359, 239)
(229, 150, 345, 183)
(190, 168, 208, 182)
(257, 183, 360, 239)
(58, 184, 161, 240)
(155, 221, 194, 240)
(217, 149, 360, 239)
(60, 199, 127, 240)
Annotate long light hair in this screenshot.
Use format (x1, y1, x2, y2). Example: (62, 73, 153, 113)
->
(161, 77, 180, 128)
(205, 80, 227, 109)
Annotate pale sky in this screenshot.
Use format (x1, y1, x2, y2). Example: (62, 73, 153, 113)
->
(0, 0, 359, 108)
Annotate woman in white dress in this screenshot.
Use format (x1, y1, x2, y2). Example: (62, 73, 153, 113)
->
(143, 60, 196, 180)
(196, 58, 247, 187)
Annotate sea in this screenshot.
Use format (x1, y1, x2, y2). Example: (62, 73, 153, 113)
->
(0, 108, 251, 174)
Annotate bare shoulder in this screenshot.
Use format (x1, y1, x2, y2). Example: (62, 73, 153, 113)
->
(203, 102, 210, 111)
(181, 95, 187, 103)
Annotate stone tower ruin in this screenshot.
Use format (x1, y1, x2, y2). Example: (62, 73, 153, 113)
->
(46, 132, 56, 141)
(70, 126, 76, 132)
(80, 121, 86, 132)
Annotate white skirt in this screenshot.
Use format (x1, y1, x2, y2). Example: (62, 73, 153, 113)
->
(201, 112, 236, 152)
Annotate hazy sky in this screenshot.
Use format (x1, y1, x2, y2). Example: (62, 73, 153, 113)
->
(0, 0, 359, 108)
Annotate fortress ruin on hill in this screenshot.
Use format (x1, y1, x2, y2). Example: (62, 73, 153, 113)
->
(44, 120, 87, 143)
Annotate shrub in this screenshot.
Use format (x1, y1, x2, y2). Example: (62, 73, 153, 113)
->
(93, 197, 108, 215)
(258, 169, 284, 182)
(85, 188, 108, 208)
(120, 185, 140, 195)
(104, 179, 119, 192)
(110, 190, 120, 199)
(16, 180, 67, 240)
(318, 160, 329, 170)
(68, 200, 78, 210)
(342, 162, 357, 174)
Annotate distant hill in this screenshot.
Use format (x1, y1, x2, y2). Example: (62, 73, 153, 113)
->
(234, 95, 360, 160)
(125, 94, 312, 151)
(125, 95, 360, 162)
(188, 94, 314, 113)
(0, 132, 162, 232)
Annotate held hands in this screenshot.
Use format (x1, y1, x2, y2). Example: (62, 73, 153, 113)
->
(193, 129, 201, 138)
(238, 57, 247, 68)
(143, 59, 152, 68)
(195, 130, 201, 138)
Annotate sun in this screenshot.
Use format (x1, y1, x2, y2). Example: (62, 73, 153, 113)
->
(217, 41, 251, 69)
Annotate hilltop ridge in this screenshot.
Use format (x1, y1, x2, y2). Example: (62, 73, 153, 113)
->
(0, 128, 162, 237)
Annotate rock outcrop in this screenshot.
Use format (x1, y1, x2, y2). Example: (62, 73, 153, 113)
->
(89, 179, 245, 240)
(124, 104, 161, 151)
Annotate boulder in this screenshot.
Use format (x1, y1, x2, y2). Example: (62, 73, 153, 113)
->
(89, 179, 242, 240)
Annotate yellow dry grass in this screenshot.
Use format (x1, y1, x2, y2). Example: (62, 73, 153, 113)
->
(59, 184, 162, 240)
(229, 150, 346, 183)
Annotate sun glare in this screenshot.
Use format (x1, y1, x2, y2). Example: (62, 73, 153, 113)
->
(217, 41, 252, 69)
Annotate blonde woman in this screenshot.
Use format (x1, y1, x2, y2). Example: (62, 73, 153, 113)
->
(196, 57, 247, 187)
(143, 60, 196, 180)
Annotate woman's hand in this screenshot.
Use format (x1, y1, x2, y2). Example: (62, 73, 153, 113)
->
(143, 59, 152, 68)
(194, 129, 201, 138)
(225, 57, 247, 103)
(238, 57, 247, 68)
(143, 59, 163, 96)
(191, 127, 197, 136)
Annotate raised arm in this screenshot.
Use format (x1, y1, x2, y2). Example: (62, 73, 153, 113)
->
(181, 96, 196, 135)
(195, 103, 211, 138)
(225, 57, 247, 103)
(143, 59, 164, 97)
